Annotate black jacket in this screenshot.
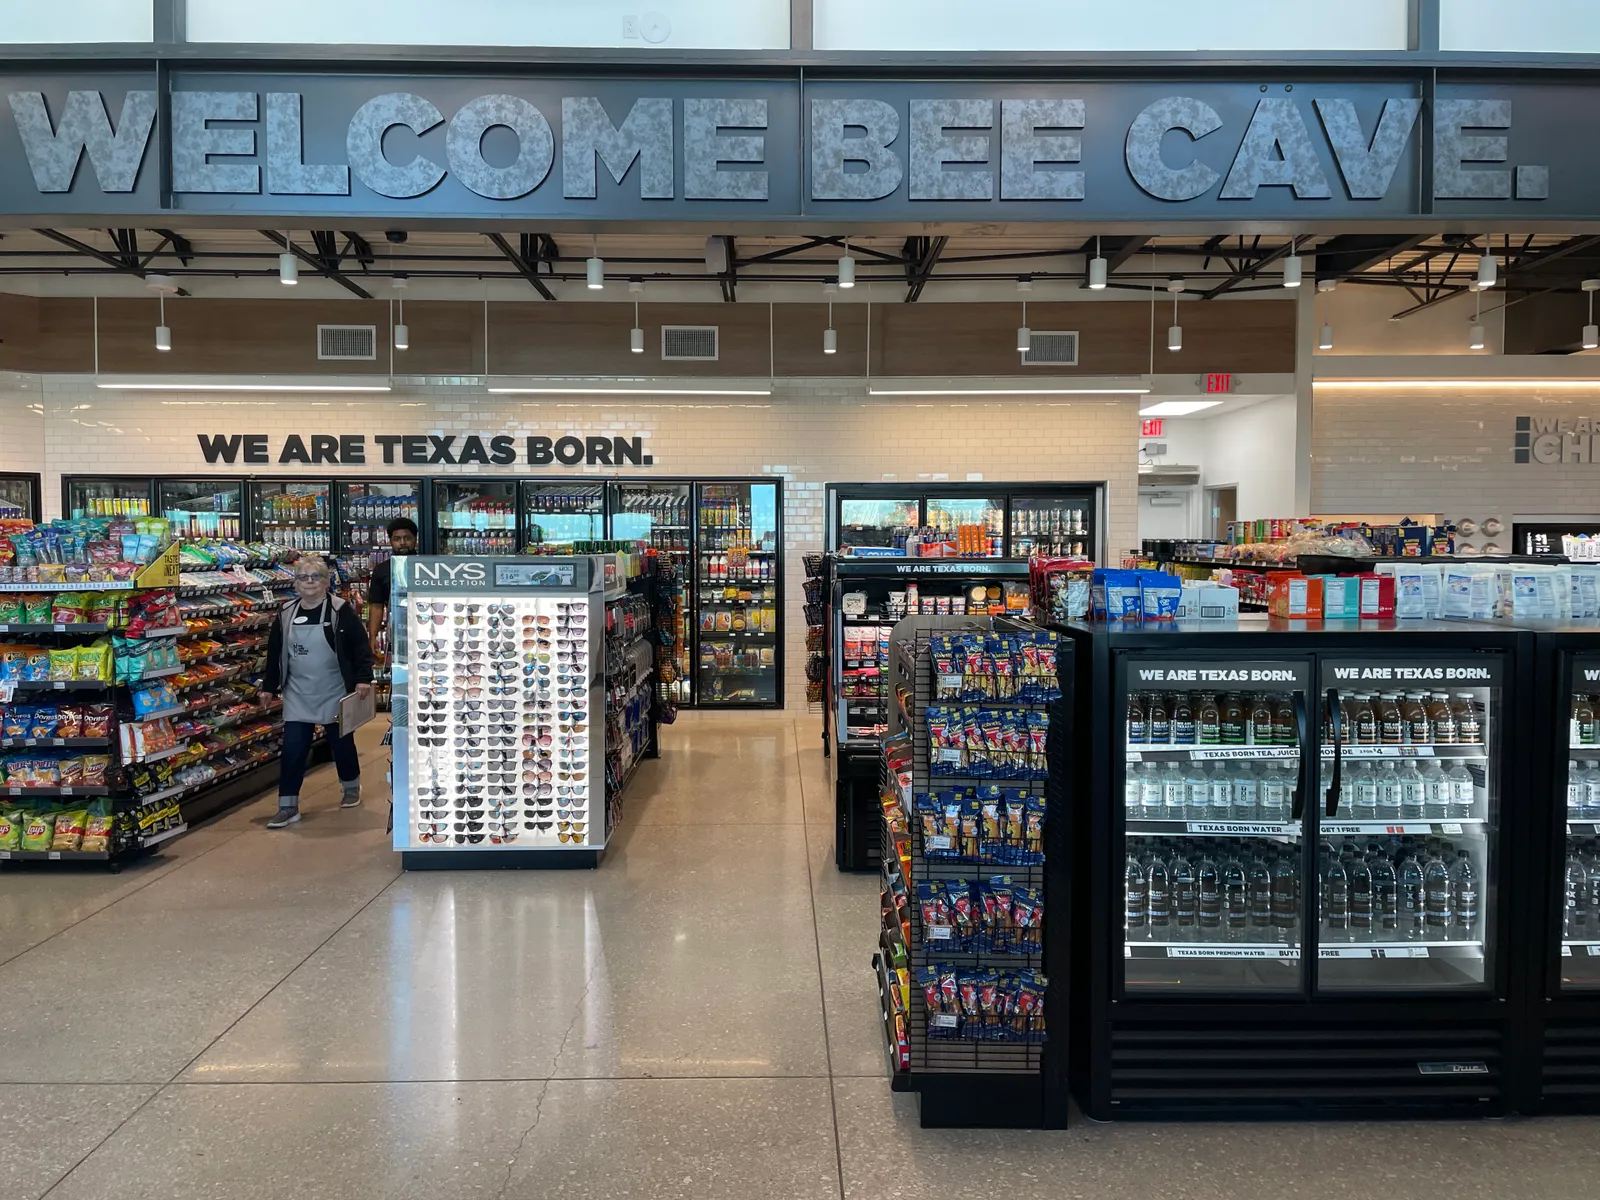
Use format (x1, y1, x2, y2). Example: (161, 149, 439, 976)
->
(262, 594, 374, 696)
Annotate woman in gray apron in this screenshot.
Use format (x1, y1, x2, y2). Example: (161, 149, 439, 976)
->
(260, 556, 374, 828)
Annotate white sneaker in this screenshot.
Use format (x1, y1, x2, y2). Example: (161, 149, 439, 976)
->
(267, 808, 301, 829)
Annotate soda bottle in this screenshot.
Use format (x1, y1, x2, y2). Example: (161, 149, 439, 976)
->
(1270, 855, 1299, 941)
(1127, 693, 1146, 744)
(1139, 762, 1163, 818)
(1147, 693, 1171, 744)
(1454, 693, 1482, 744)
(1565, 852, 1590, 938)
(1125, 855, 1148, 933)
(1249, 694, 1273, 746)
(1350, 762, 1378, 822)
(1372, 849, 1398, 935)
(1162, 763, 1186, 821)
(1399, 760, 1426, 820)
(1376, 761, 1403, 822)
(1197, 693, 1221, 745)
(1146, 854, 1171, 937)
(1172, 694, 1196, 745)
(1258, 762, 1287, 825)
(1398, 847, 1426, 940)
(1348, 852, 1374, 938)
(1453, 849, 1479, 939)
(1197, 851, 1222, 934)
(1447, 762, 1475, 821)
(1424, 852, 1453, 937)
(1222, 855, 1249, 939)
(1423, 762, 1451, 823)
(1171, 853, 1197, 939)
(1325, 854, 1350, 937)
(1207, 763, 1233, 823)
(1232, 762, 1260, 822)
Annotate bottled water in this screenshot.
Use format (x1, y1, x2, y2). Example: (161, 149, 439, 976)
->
(1233, 763, 1260, 822)
(1162, 763, 1186, 821)
(1349, 762, 1378, 822)
(1348, 853, 1374, 937)
(1185, 767, 1210, 822)
(1125, 856, 1148, 933)
(1566, 852, 1590, 938)
(1452, 849, 1479, 940)
(1398, 849, 1426, 940)
(1146, 854, 1171, 937)
(1197, 851, 1222, 931)
(1371, 851, 1398, 935)
(1171, 853, 1197, 939)
(1399, 760, 1426, 821)
(1324, 854, 1350, 937)
(1585, 762, 1600, 821)
(1222, 855, 1249, 939)
(1568, 762, 1586, 819)
(1258, 762, 1288, 825)
(1424, 853, 1453, 937)
(1247, 855, 1273, 935)
(1423, 762, 1451, 823)
(1270, 855, 1299, 941)
(1447, 762, 1475, 822)
(1376, 762, 1403, 822)
(1207, 764, 1233, 823)
(1139, 762, 1163, 818)
(1125, 769, 1142, 816)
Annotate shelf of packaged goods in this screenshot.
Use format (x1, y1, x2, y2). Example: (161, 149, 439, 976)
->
(130, 749, 278, 809)
(131, 626, 188, 639)
(1320, 744, 1488, 760)
(0, 847, 116, 862)
(2, 784, 111, 798)
(1166, 557, 1302, 571)
(873, 949, 913, 1080)
(174, 661, 262, 693)
(1125, 939, 1484, 960)
(1126, 942, 1301, 960)
(133, 703, 188, 723)
(129, 664, 185, 682)
(841, 658, 886, 669)
(131, 742, 190, 764)
(1126, 746, 1300, 762)
(700, 666, 775, 674)
(1569, 821, 1600, 835)
(1126, 819, 1301, 837)
(0, 582, 135, 593)
(0, 737, 112, 749)
(1562, 941, 1600, 957)
(0, 623, 112, 635)
(1572, 744, 1600, 752)
(704, 629, 776, 640)
(177, 705, 278, 740)
(11, 680, 111, 693)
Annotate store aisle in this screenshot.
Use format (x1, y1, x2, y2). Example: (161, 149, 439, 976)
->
(3, 716, 1600, 1200)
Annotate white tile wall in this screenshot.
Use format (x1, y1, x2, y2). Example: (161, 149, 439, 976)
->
(0, 377, 45, 479)
(20, 375, 1140, 708)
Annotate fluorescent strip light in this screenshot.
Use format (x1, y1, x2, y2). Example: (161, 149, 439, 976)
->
(868, 386, 1150, 396)
(488, 385, 771, 396)
(1315, 379, 1600, 389)
(1139, 400, 1224, 416)
(96, 375, 391, 392)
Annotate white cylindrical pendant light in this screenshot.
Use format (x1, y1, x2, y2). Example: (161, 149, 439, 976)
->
(824, 300, 837, 354)
(278, 238, 298, 285)
(630, 298, 644, 352)
(155, 290, 170, 351)
(586, 256, 604, 289)
(394, 293, 408, 350)
(1088, 236, 1107, 289)
(1016, 300, 1030, 353)
(1584, 324, 1598, 351)
(1167, 324, 1183, 352)
(838, 242, 856, 289)
(1283, 251, 1303, 288)
(1477, 251, 1497, 289)
(1319, 322, 1334, 351)
(1167, 283, 1182, 350)
(1469, 323, 1486, 351)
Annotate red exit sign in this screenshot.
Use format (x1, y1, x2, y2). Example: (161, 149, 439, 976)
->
(1140, 419, 1164, 436)
(1206, 373, 1233, 394)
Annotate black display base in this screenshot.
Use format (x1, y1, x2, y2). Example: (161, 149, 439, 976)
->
(834, 748, 881, 872)
(401, 849, 602, 870)
(180, 757, 286, 826)
(911, 1073, 1058, 1129)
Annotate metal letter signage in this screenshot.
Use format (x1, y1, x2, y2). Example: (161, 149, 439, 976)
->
(0, 71, 1581, 222)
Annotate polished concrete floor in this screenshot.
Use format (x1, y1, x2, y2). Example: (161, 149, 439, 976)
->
(2, 713, 1599, 1199)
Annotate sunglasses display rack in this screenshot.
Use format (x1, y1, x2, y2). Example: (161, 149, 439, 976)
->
(392, 555, 610, 869)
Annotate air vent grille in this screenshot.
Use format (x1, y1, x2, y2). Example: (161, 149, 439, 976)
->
(317, 325, 377, 361)
(661, 325, 719, 361)
(1022, 331, 1078, 366)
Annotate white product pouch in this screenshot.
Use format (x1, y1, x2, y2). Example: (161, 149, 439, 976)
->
(1443, 566, 1495, 619)
(1388, 564, 1428, 619)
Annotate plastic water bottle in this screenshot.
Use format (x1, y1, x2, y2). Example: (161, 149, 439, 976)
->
(1270, 855, 1299, 942)
(1568, 762, 1587, 820)
(1171, 853, 1197, 939)
(1398, 848, 1426, 941)
(1349, 762, 1378, 822)
(1125, 769, 1142, 817)
(1162, 763, 1186, 822)
(1376, 762, 1403, 822)
(1423, 762, 1451, 823)
(1258, 762, 1287, 826)
(1447, 763, 1475, 822)
(1424, 853, 1453, 937)
(1125, 855, 1148, 933)
(1585, 762, 1600, 822)
(1233, 763, 1260, 822)
(1146, 854, 1171, 937)
(1139, 762, 1163, 819)
(1223, 855, 1249, 940)
(1372, 851, 1398, 935)
(1197, 851, 1222, 933)
(1207, 764, 1233, 823)
(1186, 766, 1211, 822)
(1348, 852, 1374, 938)
(1566, 852, 1590, 938)
(1399, 760, 1426, 821)
(1453, 849, 1479, 940)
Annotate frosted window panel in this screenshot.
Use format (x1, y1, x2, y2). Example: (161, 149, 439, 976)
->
(0, 0, 152, 42)
(187, 0, 790, 49)
(1441, 0, 1600, 53)
(815, 0, 1407, 51)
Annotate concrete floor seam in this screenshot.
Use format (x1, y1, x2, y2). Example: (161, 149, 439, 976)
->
(34, 1087, 165, 1200)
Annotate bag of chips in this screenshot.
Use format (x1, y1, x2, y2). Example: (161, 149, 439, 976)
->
(79, 639, 114, 683)
(0, 595, 23, 625)
(54, 705, 82, 739)
(21, 812, 55, 851)
(80, 704, 114, 739)
(0, 809, 21, 851)
(51, 809, 88, 851)
(1, 706, 30, 738)
(22, 594, 51, 624)
(51, 593, 88, 625)
(78, 754, 111, 786)
(81, 812, 114, 853)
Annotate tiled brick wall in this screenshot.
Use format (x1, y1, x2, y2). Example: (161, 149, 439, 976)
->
(20, 375, 1139, 708)
(0, 377, 45, 481)
(1313, 383, 1600, 532)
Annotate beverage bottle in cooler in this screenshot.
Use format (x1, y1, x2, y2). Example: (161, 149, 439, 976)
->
(1273, 693, 1297, 746)
(1349, 762, 1378, 822)
(1348, 851, 1374, 938)
(1147, 693, 1171, 744)
(1172, 694, 1196, 745)
(1325, 852, 1350, 937)
(1454, 693, 1482, 744)
(1423, 762, 1451, 823)
(1197, 693, 1221, 745)
(1232, 762, 1260, 822)
(1376, 761, 1403, 822)
(1584, 761, 1600, 821)
(1171, 852, 1197, 939)
(1247, 853, 1273, 935)
(1567, 761, 1586, 819)
(1565, 852, 1590, 938)
(1146, 854, 1171, 937)
(1355, 693, 1378, 746)
(1139, 762, 1163, 818)
(1403, 691, 1432, 744)
(1424, 852, 1453, 937)
(1586, 842, 1600, 927)
(1453, 850, 1479, 939)
(1270, 854, 1299, 941)
(1574, 695, 1597, 746)
(1338, 695, 1359, 745)
(1197, 850, 1222, 934)
(1222, 855, 1249, 939)
(1127, 692, 1146, 744)
(1399, 760, 1426, 820)
(1429, 692, 1458, 744)
(1258, 761, 1288, 825)
(1125, 855, 1148, 933)
(1379, 693, 1404, 745)
(1125, 769, 1142, 817)
(1250, 694, 1273, 746)
(1185, 766, 1210, 821)
(1372, 847, 1399, 935)
(1447, 762, 1475, 821)
(1207, 763, 1233, 823)
(1162, 763, 1187, 821)
(1398, 847, 1426, 940)
(1220, 694, 1247, 745)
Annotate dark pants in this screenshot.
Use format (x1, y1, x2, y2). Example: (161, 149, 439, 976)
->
(278, 720, 360, 804)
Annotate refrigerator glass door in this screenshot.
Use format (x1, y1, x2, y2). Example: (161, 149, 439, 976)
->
(925, 497, 1004, 557)
(1121, 656, 1313, 994)
(0, 477, 36, 520)
(697, 482, 779, 705)
(1315, 659, 1501, 991)
(67, 478, 153, 519)
(1561, 655, 1600, 989)
(158, 479, 243, 539)
(610, 482, 693, 703)
(837, 497, 918, 552)
(251, 481, 332, 551)
(523, 482, 605, 548)
(433, 481, 517, 555)
(340, 481, 421, 554)
(1009, 495, 1092, 559)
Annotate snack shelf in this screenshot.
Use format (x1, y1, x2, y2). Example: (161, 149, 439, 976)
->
(129, 745, 279, 809)
(130, 743, 189, 764)
(0, 847, 114, 861)
(0, 737, 111, 749)
(11, 680, 111, 693)
(131, 664, 184, 681)
(131, 625, 187, 639)
(0, 582, 134, 593)
(173, 660, 262, 692)
(3, 784, 109, 798)
(178, 702, 279, 736)
(0, 623, 111, 635)
(133, 703, 188, 722)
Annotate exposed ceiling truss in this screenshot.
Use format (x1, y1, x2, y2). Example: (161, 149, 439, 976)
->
(7, 230, 1600, 313)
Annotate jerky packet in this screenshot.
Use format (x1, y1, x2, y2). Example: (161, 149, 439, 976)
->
(917, 881, 954, 947)
(1012, 886, 1045, 954)
(976, 784, 1005, 861)
(963, 707, 989, 777)
(932, 636, 963, 701)
(1022, 795, 1047, 864)
(946, 879, 977, 950)
(1001, 790, 1029, 864)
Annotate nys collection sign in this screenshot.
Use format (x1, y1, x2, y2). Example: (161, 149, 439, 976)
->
(0, 70, 1588, 222)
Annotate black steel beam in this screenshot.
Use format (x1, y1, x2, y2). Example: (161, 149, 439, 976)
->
(487, 232, 556, 300)
(1104, 235, 1152, 273)
(1310, 233, 1429, 284)
(903, 234, 947, 302)
(340, 231, 376, 268)
(1203, 240, 1295, 299)
(720, 234, 738, 302)
(33, 228, 189, 294)
(259, 230, 373, 299)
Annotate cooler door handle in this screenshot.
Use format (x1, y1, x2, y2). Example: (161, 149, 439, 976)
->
(1292, 689, 1309, 821)
(1325, 688, 1343, 817)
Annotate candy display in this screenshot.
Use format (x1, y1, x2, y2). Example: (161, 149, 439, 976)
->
(917, 964, 1048, 1042)
(915, 787, 1046, 864)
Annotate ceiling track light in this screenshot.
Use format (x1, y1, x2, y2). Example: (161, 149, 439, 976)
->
(1469, 288, 1486, 350)
(630, 298, 644, 353)
(1478, 248, 1497, 289)
(586, 235, 604, 289)
(824, 299, 837, 355)
(1282, 239, 1302, 288)
(838, 238, 855, 289)
(394, 292, 408, 352)
(1016, 299, 1031, 354)
(278, 232, 298, 286)
(1168, 281, 1182, 352)
(1016, 276, 1033, 293)
(1319, 322, 1334, 351)
(148, 279, 176, 352)
(1088, 235, 1107, 290)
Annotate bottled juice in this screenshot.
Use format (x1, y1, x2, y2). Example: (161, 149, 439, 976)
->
(1428, 692, 1457, 744)
(1378, 693, 1404, 745)
(1454, 693, 1482, 744)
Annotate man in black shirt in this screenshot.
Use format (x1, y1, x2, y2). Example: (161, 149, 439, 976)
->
(367, 517, 419, 653)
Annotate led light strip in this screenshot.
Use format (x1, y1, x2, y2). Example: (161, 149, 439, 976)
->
(1315, 379, 1600, 389)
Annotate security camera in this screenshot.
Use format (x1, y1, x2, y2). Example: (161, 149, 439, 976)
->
(385, 231, 408, 244)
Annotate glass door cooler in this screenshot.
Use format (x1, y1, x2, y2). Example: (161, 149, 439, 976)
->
(1057, 619, 1521, 1120)
(63, 476, 155, 520)
(158, 478, 244, 540)
(1008, 489, 1095, 559)
(249, 479, 332, 552)
(524, 481, 605, 549)
(0, 473, 41, 521)
(432, 480, 517, 556)
(610, 481, 692, 704)
(339, 480, 422, 555)
(695, 481, 781, 706)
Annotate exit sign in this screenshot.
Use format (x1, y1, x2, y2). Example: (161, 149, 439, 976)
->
(1206, 373, 1233, 393)
(1141, 419, 1164, 436)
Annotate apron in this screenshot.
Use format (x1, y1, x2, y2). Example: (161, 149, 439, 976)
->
(282, 599, 346, 725)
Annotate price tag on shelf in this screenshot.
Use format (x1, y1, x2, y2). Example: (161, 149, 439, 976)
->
(929, 1013, 958, 1029)
(938, 673, 963, 693)
(926, 835, 953, 851)
(926, 925, 953, 940)
(939, 748, 963, 763)
(1441, 823, 1463, 835)
(47, 851, 60, 860)
(1563, 945, 1574, 957)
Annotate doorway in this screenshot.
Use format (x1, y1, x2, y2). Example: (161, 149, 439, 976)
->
(1206, 486, 1237, 541)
